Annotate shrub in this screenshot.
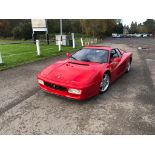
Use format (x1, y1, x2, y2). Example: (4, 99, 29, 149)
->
(12, 22, 32, 40)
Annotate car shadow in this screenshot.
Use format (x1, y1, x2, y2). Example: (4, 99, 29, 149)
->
(41, 69, 134, 106)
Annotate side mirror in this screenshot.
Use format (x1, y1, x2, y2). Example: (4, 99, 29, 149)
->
(66, 52, 71, 59)
(113, 57, 121, 63)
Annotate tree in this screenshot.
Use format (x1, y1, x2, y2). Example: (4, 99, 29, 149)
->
(130, 21, 138, 33)
(70, 19, 81, 33)
(12, 20, 32, 40)
(137, 23, 147, 33)
(0, 20, 11, 37)
(47, 19, 60, 34)
(143, 19, 155, 34)
(113, 22, 123, 34)
(0, 19, 124, 39)
(80, 19, 119, 38)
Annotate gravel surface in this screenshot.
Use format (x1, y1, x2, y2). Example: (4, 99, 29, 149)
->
(0, 38, 155, 134)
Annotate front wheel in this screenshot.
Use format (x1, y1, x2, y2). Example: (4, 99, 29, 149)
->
(99, 73, 110, 94)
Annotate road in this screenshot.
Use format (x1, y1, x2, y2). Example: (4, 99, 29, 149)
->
(0, 38, 155, 134)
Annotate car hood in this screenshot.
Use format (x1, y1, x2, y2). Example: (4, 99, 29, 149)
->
(40, 60, 105, 86)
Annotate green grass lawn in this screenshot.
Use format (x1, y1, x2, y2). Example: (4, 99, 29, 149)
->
(0, 41, 82, 71)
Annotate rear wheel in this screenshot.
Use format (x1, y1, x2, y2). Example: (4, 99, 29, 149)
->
(126, 60, 131, 73)
(99, 73, 110, 94)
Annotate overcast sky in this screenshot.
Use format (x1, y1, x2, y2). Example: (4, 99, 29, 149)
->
(122, 19, 146, 26)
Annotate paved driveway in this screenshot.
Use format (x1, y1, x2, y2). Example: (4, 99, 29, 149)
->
(0, 39, 155, 134)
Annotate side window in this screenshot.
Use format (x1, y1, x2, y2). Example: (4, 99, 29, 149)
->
(110, 49, 119, 59)
(115, 48, 122, 57)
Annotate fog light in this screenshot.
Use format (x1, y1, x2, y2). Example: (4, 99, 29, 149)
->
(38, 79, 44, 85)
(68, 88, 82, 95)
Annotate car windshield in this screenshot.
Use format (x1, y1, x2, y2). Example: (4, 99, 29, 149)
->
(70, 48, 109, 63)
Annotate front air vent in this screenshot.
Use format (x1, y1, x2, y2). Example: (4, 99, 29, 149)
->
(44, 82, 67, 91)
(68, 62, 89, 66)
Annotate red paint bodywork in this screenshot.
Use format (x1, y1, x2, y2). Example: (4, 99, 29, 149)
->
(37, 46, 132, 100)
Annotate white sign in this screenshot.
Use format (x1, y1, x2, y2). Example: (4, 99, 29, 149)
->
(55, 35, 67, 46)
(31, 19, 47, 32)
(33, 28, 48, 32)
(31, 19, 47, 28)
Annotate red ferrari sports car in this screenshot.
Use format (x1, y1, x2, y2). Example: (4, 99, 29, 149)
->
(37, 46, 132, 100)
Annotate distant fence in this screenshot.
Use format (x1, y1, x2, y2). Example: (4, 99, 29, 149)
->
(0, 37, 103, 53)
(0, 37, 103, 65)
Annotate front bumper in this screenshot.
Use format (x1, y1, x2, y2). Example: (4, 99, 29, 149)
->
(37, 76, 99, 100)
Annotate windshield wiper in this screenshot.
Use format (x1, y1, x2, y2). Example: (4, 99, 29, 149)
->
(81, 59, 91, 62)
(71, 56, 77, 60)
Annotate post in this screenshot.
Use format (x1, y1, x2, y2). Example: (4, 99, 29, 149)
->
(46, 33, 49, 45)
(0, 52, 3, 64)
(60, 19, 62, 45)
(32, 31, 36, 44)
(71, 33, 75, 48)
(72, 39, 75, 48)
(81, 38, 84, 46)
(60, 19, 62, 36)
(36, 40, 40, 56)
(58, 40, 61, 51)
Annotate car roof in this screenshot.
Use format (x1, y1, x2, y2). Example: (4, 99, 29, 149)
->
(84, 45, 112, 51)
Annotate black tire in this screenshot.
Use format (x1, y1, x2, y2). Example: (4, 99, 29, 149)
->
(99, 73, 110, 94)
(126, 60, 131, 73)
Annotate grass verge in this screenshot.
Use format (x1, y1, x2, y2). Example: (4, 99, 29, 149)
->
(0, 42, 81, 71)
